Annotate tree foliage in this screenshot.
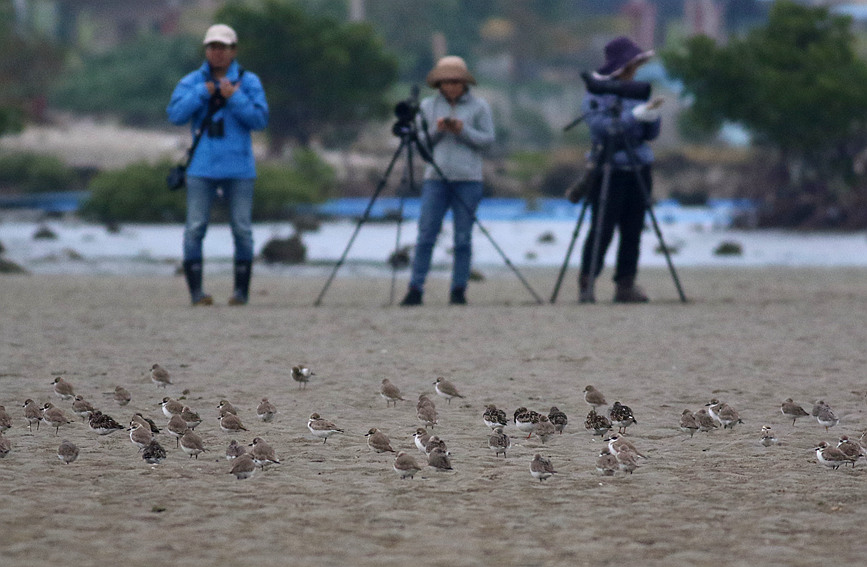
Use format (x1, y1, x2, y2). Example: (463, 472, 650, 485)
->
(0, 0, 63, 135)
(662, 1, 867, 186)
(217, 0, 398, 151)
(51, 34, 203, 126)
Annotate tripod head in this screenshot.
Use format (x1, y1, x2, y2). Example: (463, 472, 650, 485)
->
(392, 85, 421, 138)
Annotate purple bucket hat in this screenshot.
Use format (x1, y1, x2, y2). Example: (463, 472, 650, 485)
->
(595, 36, 654, 79)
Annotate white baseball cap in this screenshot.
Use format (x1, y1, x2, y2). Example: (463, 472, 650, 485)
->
(203, 24, 237, 46)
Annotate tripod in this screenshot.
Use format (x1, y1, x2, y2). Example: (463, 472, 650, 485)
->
(550, 98, 687, 304)
(315, 93, 543, 306)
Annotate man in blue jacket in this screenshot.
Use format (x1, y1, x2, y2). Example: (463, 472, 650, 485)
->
(167, 24, 269, 306)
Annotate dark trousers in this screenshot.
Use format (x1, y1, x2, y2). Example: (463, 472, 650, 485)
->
(580, 166, 651, 283)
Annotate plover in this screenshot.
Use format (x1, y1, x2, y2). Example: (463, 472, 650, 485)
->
(142, 439, 167, 464)
(0, 405, 13, 432)
(291, 366, 314, 389)
(179, 429, 206, 459)
(52, 376, 75, 400)
(679, 409, 699, 438)
(608, 402, 637, 434)
(87, 410, 125, 435)
(249, 437, 280, 468)
(716, 402, 744, 430)
(113, 386, 131, 406)
(393, 451, 422, 479)
(0, 433, 10, 458)
(160, 397, 184, 418)
(583, 385, 607, 408)
(428, 447, 453, 471)
(307, 413, 344, 443)
(815, 403, 839, 431)
(534, 415, 556, 444)
(413, 428, 431, 453)
(226, 439, 247, 460)
(256, 398, 277, 422)
(23, 399, 43, 432)
(483, 404, 508, 430)
(424, 435, 447, 456)
(417, 394, 436, 410)
(166, 414, 188, 448)
(150, 364, 172, 388)
(607, 433, 646, 459)
(433, 377, 464, 405)
(128, 421, 154, 451)
(229, 453, 257, 479)
(760, 425, 778, 447)
(814, 441, 854, 470)
(548, 407, 568, 434)
(71, 395, 95, 420)
(131, 413, 160, 434)
(216, 399, 238, 416)
(694, 408, 718, 432)
(417, 403, 439, 428)
(780, 398, 809, 426)
(365, 427, 395, 453)
(616, 449, 639, 474)
(180, 406, 202, 430)
(218, 413, 248, 434)
(41, 402, 72, 435)
(529, 454, 556, 482)
(584, 409, 612, 436)
(380, 378, 405, 407)
(57, 439, 79, 464)
(596, 448, 618, 476)
(836, 435, 865, 467)
(488, 427, 511, 458)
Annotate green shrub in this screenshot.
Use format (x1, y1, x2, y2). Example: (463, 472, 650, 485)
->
(0, 152, 81, 192)
(81, 153, 334, 223)
(80, 160, 186, 223)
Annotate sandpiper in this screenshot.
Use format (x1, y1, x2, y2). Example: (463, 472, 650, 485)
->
(113, 386, 131, 406)
(534, 415, 556, 444)
(256, 398, 277, 422)
(417, 403, 438, 428)
(488, 427, 510, 458)
(87, 410, 125, 435)
(815, 403, 839, 431)
(679, 409, 699, 438)
(57, 439, 79, 464)
(291, 366, 314, 389)
(514, 407, 541, 438)
(529, 454, 556, 482)
(548, 406, 568, 434)
(584, 409, 612, 436)
(608, 401, 637, 434)
(150, 363, 172, 388)
(695, 408, 718, 432)
(596, 448, 618, 476)
(71, 395, 95, 420)
(483, 404, 508, 430)
(142, 439, 167, 464)
(226, 439, 247, 460)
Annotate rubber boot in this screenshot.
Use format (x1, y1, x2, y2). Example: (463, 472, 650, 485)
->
(400, 286, 423, 306)
(578, 274, 595, 304)
(613, 277, 649, 303)
(229, 260, 252, 305)
(183, 261, 213, 306)
(449, 287, 467, 305)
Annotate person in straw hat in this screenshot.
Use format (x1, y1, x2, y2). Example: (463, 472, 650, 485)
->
(400, 56, 495, 307)
(577, 36, 664, 304)
(167, 24, 269, 307)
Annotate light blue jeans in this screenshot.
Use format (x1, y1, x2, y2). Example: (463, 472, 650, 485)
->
(183, 176, 254, 263)
(409, 179, 484, 291)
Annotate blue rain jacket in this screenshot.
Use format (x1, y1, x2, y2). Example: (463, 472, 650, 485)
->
(167, 60, 269, 179)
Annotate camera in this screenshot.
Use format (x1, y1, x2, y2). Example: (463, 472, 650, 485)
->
(392, 85, 421, 137)
(208, 118, 225, 138)
(580, 71, 651, 101)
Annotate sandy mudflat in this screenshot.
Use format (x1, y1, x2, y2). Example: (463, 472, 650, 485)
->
(0, 267, 865, 566)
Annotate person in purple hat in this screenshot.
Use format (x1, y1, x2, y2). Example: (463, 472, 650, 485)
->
(577, 36, 664, 303)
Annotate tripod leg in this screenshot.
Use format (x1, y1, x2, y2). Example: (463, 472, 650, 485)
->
(314, 139, 407, 306)
(584, 160, 614, 303)
(549, 197, 589, 303)
(388, 144, 414, 306)
(620, 143, 687, 303)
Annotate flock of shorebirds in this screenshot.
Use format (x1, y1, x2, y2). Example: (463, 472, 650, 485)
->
(0, 366, 865, 480)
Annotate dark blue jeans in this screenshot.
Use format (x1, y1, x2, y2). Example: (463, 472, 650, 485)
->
(409, 179, 484, 291)
(580, 166, 651, 283)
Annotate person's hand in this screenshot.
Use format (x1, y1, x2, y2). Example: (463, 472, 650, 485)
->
(437, 117, 463, 134)
(647, 96, 664, 110)
(218, 78, 239, 99)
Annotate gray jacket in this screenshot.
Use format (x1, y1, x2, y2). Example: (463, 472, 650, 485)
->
(418, 90, 495, 182)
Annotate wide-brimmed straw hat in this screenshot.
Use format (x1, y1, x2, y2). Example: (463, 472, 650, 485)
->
(426, 56, 477, 88)
(595, 36, 654, 79)
(203, 24, 238, 46)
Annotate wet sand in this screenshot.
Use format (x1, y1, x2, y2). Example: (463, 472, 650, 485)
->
(0, 267, 865, 566)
